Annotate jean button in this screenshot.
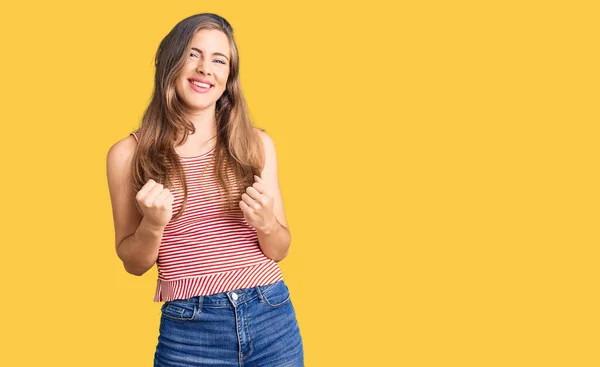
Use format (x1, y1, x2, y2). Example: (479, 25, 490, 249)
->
(231, 292, 238, 301)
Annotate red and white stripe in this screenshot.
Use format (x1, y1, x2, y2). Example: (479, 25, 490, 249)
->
(130, 132, 283, 302)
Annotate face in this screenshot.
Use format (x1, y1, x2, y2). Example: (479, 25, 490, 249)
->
(175, 29, 231, 113)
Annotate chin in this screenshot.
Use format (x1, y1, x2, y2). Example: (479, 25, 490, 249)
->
(187, 102, 217, 112)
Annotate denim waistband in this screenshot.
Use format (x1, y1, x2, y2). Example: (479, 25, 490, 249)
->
(164, 280, 281, 308)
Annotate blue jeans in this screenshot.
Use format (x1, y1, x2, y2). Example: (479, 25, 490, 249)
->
(154, 280, 304, 366)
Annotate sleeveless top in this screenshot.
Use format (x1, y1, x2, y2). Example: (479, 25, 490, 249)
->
(130, 132, 283, 302)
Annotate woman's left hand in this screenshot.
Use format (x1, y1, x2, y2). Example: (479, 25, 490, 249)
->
(240, 175, 278, 233)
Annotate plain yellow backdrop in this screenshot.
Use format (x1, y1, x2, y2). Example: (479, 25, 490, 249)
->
(1, 0, 598, 366)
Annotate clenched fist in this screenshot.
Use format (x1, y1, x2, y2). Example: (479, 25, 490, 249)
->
(239, 175, 277, 233)
(135, 179, 174, 228)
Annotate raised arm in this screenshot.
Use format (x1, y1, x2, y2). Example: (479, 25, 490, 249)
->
(106, 135, 173, 276)
(239, 129, 292, 262)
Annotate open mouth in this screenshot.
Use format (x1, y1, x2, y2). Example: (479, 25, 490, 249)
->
(189, 79, 213, 88)
(188, 79, 214, 93)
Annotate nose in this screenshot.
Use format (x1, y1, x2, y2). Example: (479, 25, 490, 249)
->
(196, 57, 211, 75)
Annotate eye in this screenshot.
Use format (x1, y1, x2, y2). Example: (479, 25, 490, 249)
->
(190, 52, 199, 58)
(214, 59, 226, 65)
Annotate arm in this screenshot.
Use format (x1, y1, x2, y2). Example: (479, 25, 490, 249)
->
(256, 213, 291, 262)
(106, 136, 163, 276)
(240, 129, 292, 262)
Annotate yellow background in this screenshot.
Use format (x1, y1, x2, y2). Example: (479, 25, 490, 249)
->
(1, 0, 598, 366)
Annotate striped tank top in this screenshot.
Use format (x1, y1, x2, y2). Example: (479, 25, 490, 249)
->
(130, 132, 283, 302)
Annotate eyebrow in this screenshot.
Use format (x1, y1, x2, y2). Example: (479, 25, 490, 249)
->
(191, 47, 229, 61)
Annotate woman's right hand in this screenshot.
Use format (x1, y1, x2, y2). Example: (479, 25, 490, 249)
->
(135, 179, 174, 228)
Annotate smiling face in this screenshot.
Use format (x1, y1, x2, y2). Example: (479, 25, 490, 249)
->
(175, 29, 231, 114)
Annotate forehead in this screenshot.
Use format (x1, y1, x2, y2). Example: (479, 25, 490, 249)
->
(190, 29, 230, 56)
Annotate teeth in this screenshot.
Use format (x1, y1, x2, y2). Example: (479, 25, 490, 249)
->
(190, 80, 211, 88)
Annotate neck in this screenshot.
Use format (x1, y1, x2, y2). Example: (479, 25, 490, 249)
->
(183, 107, 218, 142)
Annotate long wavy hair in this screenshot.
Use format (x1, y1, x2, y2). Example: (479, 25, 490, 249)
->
(131, 13, 264, 221)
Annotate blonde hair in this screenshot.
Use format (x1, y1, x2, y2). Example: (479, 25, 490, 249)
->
(132, 13, 264, 220)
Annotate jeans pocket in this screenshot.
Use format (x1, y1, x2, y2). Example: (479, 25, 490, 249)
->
(161, 301, 197, 321)
(259, 280, 291, 308)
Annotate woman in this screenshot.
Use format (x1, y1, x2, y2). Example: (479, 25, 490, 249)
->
(106, 13, 304, 366)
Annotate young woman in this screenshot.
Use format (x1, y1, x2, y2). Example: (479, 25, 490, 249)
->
(106, 13, 304, 366)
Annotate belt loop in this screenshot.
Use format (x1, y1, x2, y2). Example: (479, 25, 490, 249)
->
(255, 285, 265, 302)
(198, 295, 204, 309)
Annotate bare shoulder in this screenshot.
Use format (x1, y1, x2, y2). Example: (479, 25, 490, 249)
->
(252, 127, 280, 178)
(253, 127, 276, 155)
(107, 134, 137, 169)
